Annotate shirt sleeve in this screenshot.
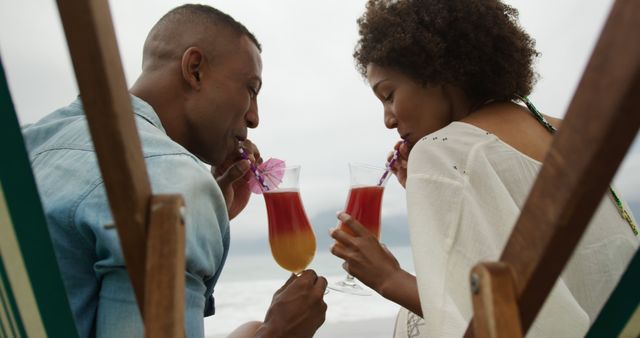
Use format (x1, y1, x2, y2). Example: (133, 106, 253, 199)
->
(406, 152, 468, 337)
(74, 153, 229, 338)
(405, 131, 533, 336)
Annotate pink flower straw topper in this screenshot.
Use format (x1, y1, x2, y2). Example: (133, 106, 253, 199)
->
(238, 147, 285, 194)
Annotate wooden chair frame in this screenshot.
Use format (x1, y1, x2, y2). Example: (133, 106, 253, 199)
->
(56, 0, 186, 336)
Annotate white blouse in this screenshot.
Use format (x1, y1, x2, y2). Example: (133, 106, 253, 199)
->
(400, 121, 638, 337)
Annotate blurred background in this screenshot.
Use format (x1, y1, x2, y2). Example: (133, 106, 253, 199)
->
(1, 0, 637, 336)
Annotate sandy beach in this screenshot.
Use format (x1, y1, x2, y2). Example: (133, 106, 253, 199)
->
(315, 317, 396, 337)
(203, 248, 413, 338)
(204, 275, 402, 337)
(207, 317, 396, 338)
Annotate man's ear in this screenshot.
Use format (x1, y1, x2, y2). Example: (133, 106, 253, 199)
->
(181, 47, 205, 90)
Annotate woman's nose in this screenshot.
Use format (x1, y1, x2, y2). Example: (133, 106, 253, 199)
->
(384, 109, 398, 129)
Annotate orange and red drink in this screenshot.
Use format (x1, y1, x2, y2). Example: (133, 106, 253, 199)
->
(340, 185, 384, 238)
(328, 163, 388, 295)
(264, 189, 316, 273)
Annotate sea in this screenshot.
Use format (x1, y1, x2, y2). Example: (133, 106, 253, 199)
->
(204, 246, 415, 337)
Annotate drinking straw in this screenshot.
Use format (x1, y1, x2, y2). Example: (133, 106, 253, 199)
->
(239, 146, 270, 192)
(377, 141, 405, 186)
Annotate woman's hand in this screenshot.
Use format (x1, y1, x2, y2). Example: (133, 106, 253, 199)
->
(388, 141, 410, 188)
(213, 139, 262, 220)
(329, 212, 402, 294)
(330, 212, 423, 316)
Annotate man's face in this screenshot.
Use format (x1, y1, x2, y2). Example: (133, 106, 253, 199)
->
(185, 35, 262, 166)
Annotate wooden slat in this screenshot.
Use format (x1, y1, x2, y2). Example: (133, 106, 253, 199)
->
(464, 0, 640, 335)
(470, 263, 522, 338)
(56, 0, 151, 312)
(144, 195, 185, 338)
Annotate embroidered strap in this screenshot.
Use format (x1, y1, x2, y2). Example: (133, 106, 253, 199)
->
(514, 94, 557, 134)
(610, 187, 639, 236)
(514, 94, 639, 236)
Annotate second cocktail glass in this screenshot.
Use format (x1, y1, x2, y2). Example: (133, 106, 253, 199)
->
(263, 165, 317, 274)
(329, 162, 388, 295)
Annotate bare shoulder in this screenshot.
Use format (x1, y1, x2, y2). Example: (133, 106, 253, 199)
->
(460, 102, 559, 162)
(545, 115, 563, 129)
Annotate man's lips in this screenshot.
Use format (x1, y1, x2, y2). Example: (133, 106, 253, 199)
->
(234, 135, 247, 152)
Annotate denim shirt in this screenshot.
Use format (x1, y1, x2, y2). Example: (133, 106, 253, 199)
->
(22, 96, 230, 338)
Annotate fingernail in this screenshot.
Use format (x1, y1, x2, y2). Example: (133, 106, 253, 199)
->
(337, 213, 349, 222)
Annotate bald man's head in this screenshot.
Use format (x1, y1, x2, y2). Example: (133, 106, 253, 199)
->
(131, 4, 263, 166)
(142, 4, 261, 71)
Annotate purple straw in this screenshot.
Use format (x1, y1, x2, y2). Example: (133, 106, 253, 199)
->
(239, 146, 270, 192)
(378, 141, 405, 186)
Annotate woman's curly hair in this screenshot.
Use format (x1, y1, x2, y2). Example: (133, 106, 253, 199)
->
(354, 0, 539, 102)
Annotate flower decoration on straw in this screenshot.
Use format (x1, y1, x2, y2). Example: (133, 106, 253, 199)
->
(239, 146, 286, 194)
(249, 158, 285, 194)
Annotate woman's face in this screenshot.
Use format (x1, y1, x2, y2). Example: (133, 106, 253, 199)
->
(366, 64, 457, 146)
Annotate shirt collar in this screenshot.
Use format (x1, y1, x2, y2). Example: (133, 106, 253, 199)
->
(71, 94, 167, 134)
(130, 95, 166, 134)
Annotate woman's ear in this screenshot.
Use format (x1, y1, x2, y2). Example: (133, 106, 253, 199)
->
(181, 47, 205, 90)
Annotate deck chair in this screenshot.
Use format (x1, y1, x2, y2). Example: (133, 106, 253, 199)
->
(0, 58, 79, 338)
(585, 249, 640, 337)
(2, 0, 187, 336)
(466, 0, 640, 337)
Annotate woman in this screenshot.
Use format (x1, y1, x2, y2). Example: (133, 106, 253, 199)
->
(330, 0, 639, 337)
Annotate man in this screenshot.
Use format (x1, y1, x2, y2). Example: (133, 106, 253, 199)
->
(23, 4, 327, 337)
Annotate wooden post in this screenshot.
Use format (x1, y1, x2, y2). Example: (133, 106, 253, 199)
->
(144, 195, 185, 338)
(465, 0, 640, 335)
(470, 263, 522, 338)
(56, 0, 151, 312)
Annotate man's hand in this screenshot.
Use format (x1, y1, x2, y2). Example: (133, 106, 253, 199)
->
(388, 140, 410, 188)
(213, 139, 262, 220)
(255, 270, 328, 337)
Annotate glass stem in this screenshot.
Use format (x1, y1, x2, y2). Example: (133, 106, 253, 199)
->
(345, 274, 356, 285)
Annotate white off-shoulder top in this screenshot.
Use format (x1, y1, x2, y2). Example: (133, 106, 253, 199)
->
(396, 121, 638, 338)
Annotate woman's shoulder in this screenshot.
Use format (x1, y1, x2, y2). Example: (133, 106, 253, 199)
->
(408, 122, 496, 178)
(460, 101, 560, 163)
(411, 122, 494, 156)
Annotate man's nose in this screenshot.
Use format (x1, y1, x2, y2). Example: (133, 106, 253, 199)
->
(246, 99, 259, 128)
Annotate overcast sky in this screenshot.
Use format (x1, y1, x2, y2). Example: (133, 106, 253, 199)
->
(1, 0, 638, 249)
